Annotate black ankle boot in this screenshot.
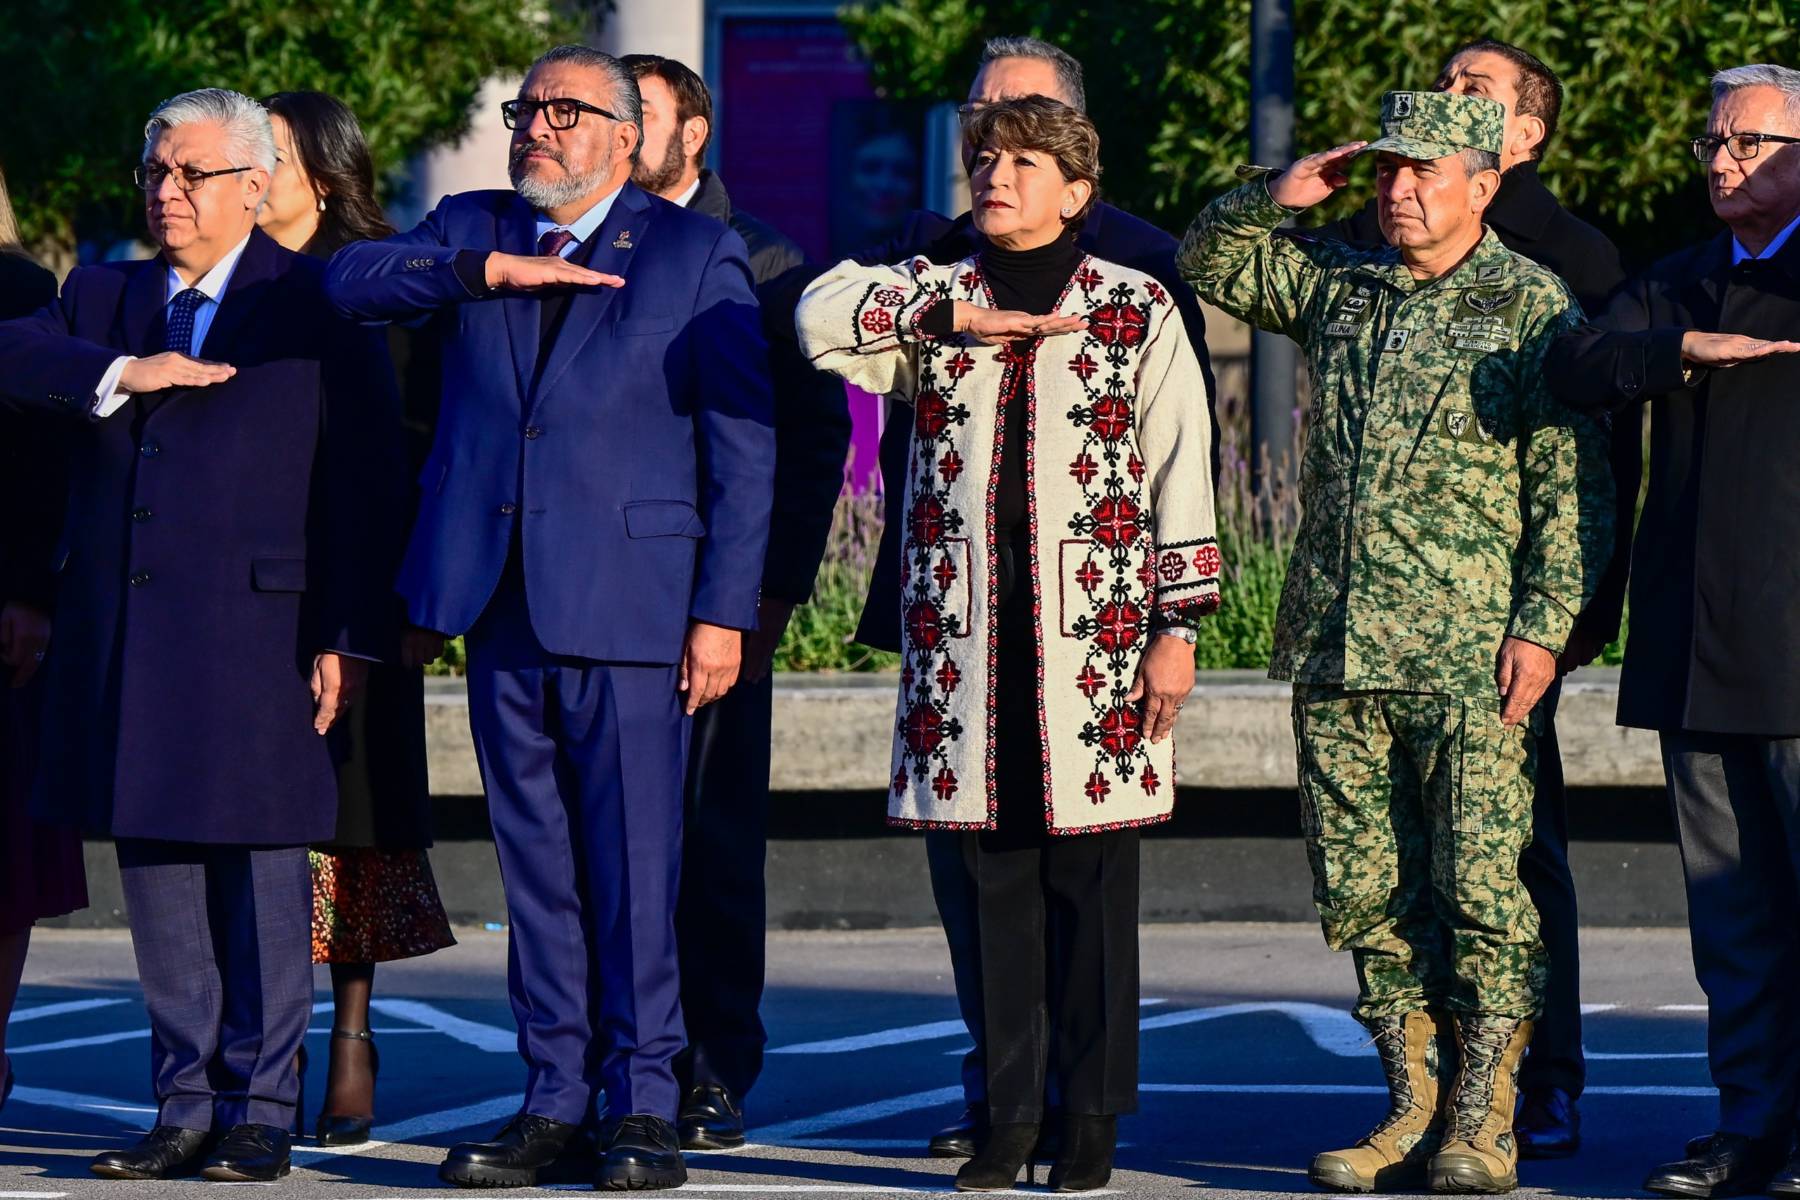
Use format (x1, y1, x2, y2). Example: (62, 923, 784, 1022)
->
(956, 1122, 1039, 1192)
(1048, 1115, 1117, 1192)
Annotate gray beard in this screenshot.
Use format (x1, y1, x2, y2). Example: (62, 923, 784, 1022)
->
(511, 157, 609, 211)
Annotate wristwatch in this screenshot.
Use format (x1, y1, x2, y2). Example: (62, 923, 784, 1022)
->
(1156, 625, 1198, 645)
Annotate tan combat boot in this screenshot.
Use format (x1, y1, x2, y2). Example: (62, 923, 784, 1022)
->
(1429, 1014, 1535, 1193)
(1310, 1009, 1458, 1192)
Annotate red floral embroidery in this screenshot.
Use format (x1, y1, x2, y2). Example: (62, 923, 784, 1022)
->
(938, 449, 964, 483)
(915, 389, 949, 438)
(1069, 452, 1098, 485)
(873, 288, 907, 307)
(1075, 665, 1106, 698)
(932, 767, 959, 800)
(1085, 771, 1112, 804)
(1137, 555, 1159, 588)
(1090, 495, 1143, 547)
(1075, 560, 1104, 593)
(1069, 352, 1098, 381)
(1140, 764, 1161, 795)
(1093, 600, 1145, 654)
(1074, 266, 1104, 294)
(935, 658, 962, 695)
(933, 555, 958, 591)
(1159, 550, 1188, 582)
(945, 351, 975, 379)
(861, 308, 895, 335)
(1193, 542, 1223, 577)
(905, 598, 946, 651)
(1089, 303, 1147, 347)
(909, 495, 947, 545)
(1091, 395, 1132, 442)
(1098, 705, 1143, 757)
(1145, 281, 1168, 306)
(959, 269, 984, 295)
(902, 703, 947, 756)
(893, 768, 909, 795)
(1127, 452, 1146, 482)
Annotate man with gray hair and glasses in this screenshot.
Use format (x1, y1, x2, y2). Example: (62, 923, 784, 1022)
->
(1547, 62, 1800, 1200)
(0, 87, 405, 1183)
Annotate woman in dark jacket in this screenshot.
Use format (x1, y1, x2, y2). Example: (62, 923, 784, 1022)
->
(0, 167, 89, 1111)
(258, 91, 454, 1145)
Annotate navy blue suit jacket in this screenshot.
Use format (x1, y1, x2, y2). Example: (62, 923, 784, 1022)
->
(0, 229, 406, 844)
(326, 183, 775, 663)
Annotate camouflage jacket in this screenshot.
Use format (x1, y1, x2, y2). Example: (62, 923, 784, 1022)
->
(1178, 178, 1615, 704)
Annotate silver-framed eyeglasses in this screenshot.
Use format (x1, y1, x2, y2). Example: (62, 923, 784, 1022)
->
(134, 162, 253, 192)
(1690, 132, 1800, 162)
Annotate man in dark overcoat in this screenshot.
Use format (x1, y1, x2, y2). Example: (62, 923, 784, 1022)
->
(1546, 62, 1800, 1200)
(0, 88, 404, 1183)
(1310, 37, 1636, 1158)
(623, 51, 853, 1150)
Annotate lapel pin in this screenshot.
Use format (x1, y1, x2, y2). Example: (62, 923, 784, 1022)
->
(613, 230, 633, 249)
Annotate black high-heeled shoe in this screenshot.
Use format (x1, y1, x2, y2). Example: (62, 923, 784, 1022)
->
(315, 1029, 380, 1146)
(955, 1122, 1040, 1192)
(1047, 1114, 1116, 1192)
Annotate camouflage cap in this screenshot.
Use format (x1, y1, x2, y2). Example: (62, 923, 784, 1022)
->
(1357, 90, 1504, 161)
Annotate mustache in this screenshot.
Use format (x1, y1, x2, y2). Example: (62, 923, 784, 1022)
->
(511, 139, 566, 171)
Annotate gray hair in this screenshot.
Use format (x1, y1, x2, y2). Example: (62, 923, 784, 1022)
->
(1712, 63, 1800, 124)
(526, 44, 644, 158)
(979, 36, 1086, 113)
(143, 88, 276, 173)
(1461, 147, 1502, 178)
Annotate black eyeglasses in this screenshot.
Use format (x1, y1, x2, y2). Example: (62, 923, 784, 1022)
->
(1691, 132, 1800, 162)
(133, 163, 254, 192)
(501, 97, 620, 131)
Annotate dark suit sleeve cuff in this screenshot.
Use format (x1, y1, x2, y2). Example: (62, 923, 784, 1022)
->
(1644, 328, 1698, 394)
(452, 251, 494, 298)
(917, 297, 955, 340)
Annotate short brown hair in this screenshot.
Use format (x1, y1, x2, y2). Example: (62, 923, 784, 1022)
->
(622, 53, 713, 163)
(962, 96, 1102, 226)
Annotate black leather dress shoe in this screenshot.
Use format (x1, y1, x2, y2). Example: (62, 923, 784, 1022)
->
(931, 1106, 986, 1159)
(201, 1124, 292, 1182)
(678, 1084, 746, 1150)
(1645, 1132, 1788, 1198)
(598, 1114, 687, 1190)
(1516, 1086, 1581, 1159)
(1768, 1148, 1800, 1197)
(91, 1125, 212, 1180)
(440, 1113, 578, 1188)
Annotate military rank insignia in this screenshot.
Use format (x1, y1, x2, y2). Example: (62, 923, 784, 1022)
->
(1440, 408, 1497, 444)
(1323, 283, 1378, 338)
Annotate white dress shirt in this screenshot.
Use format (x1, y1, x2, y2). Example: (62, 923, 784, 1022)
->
(1731, 208, 1800, 265)
(533, 186, 621, 257)
(93, 233, 254, 417)
(671, 176, 702, 209)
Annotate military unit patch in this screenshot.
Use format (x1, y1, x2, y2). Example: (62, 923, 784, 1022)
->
(1383, 329, 1411, 352)
(1440, 408, 1497, 444)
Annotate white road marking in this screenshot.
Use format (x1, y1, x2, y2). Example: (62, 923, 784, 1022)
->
(1580, 1003, 1620, 1014)
(293, 1092, 524, 1163)
(7, 1084, 154, 1123)
(1142, 1083, 1717, 1098)
(750, 1086, 963, 1143)
(5, 999, 128, 1025)
(1587, 1051, 1707, 1060)
(1138, 1001, 1372, 1055)
(777, 1000, 1166, 1057)
(1659, 1004, 1708, 1011)
(366, 999, 515, 1052)
(0, 1192, 70, 1198)
(9, 1029, 150, 1055)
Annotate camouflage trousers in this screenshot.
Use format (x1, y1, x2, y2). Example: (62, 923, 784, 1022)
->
(1291, 685, 1547, 1022)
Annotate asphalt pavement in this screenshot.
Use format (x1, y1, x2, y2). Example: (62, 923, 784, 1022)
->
(1, 923, 1717, 1199)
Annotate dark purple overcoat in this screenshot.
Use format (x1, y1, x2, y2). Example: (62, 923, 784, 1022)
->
(0, 228, 405, 844)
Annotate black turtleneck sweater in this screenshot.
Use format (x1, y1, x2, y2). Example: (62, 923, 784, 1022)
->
(921, 232, 1084, 539)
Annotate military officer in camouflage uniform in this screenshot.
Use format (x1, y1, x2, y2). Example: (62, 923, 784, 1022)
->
(1178, 92, 1614, 1195)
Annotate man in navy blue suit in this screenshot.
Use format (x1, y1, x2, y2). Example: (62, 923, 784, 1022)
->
(0, 88, 405, 1183)
(327, 44, 774, 1191)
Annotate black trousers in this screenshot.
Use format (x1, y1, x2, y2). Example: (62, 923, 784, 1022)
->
(1661, 728, 1800, 1140)
(1518, 680, 1586, 1097)
(674, 670, 774, 1098)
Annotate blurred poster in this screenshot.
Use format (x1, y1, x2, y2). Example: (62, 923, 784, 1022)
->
(827, 100, 925, 259)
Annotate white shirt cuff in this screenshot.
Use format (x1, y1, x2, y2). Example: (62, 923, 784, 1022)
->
(92, 356, 134, 418)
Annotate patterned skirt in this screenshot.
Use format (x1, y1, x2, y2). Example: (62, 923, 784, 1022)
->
(310, 847, 457, 964)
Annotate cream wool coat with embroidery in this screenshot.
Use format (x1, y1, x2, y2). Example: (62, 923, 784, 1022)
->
(798, 252, 1220, 833)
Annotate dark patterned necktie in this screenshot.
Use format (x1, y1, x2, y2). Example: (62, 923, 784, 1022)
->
(538, 228, 576, 258)
(164, 287, 207, 354)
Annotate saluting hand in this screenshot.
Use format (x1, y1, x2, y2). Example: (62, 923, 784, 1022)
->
(1680, 331, 1800, 369)
(951, 300, 1088, 346)
(484, 252, 625, 293)
(117, 352, 235, 394)
(680, 620, 742, 715)
(1267, 141, 1370, 210)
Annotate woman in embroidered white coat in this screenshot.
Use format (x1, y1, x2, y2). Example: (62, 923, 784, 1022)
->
(799, 97, 1219, 1190)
